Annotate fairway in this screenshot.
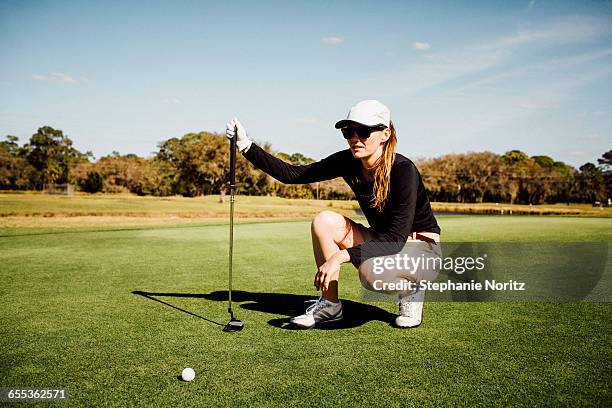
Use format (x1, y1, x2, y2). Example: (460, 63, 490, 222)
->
(1, 216, 611, 406)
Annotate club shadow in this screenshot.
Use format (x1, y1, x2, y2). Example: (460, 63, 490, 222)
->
(132, 290, 223, 326)
(202, 290, 396, 330)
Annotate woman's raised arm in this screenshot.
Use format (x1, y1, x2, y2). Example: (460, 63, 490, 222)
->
(226, 117, 349, 184)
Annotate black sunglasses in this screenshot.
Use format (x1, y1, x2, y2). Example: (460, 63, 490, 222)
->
(341, 124, 387, 140)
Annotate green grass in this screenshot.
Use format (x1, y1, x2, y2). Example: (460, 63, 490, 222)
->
(1, 216, 611, 406)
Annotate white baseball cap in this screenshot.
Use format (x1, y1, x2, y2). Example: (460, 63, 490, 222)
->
(334, 100, 391, 129)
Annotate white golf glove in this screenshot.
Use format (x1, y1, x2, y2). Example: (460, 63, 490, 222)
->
(225, 117, 252, 153)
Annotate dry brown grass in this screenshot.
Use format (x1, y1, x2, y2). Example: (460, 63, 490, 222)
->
(1, 193, 609, 231)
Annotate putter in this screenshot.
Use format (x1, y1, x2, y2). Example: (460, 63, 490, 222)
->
(223, 125, 244, 333)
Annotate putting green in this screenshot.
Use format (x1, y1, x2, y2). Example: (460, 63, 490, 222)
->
(0, 216, 610, 406)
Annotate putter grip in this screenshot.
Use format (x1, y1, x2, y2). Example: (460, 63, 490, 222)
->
(229, 125, 237, 186)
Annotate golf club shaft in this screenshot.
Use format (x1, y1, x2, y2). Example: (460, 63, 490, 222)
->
(228, 125, 237, 319)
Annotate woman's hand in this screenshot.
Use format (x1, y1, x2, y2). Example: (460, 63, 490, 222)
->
(225, 117, 253, 152)
(314, 250, 350, 291)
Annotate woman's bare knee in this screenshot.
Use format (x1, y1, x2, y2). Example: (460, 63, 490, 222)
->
(311, 210, 369, 250)
(311, 210, 345, 236)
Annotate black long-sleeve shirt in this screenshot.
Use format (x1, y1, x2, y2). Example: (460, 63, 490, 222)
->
(243, 143, 440, 267)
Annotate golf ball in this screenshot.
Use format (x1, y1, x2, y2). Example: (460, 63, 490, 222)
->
(181, 367, 195, 382)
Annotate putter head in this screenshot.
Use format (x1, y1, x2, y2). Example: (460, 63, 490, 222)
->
(223, 318, 244, 332)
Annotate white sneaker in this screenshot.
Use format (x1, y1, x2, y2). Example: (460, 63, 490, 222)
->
(395, 289, 425, 328)
(290, 297, 343, 328)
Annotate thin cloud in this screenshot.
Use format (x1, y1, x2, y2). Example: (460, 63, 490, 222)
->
(381, 16, 612, 95)
(586, 111, 608, 117)
(369, 17, 612, 151)
(576, 108, 610, 118)
(451, 48, 612, 94)
(500, 15, 611, 47)
(441, 64, 612, 138)
(161, 98, 181, 105)
(32, 72, 78, 83)
(518, 100, 561, 110)
(528, 0, 536, 9)
(321, 36, 344, 45)
(414, 42, 431, 51)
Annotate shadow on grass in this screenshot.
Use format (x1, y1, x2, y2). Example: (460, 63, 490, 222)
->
(132, 290, 224, 326)
(132, 290, 395, 330)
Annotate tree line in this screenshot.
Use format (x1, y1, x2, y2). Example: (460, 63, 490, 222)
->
(419, 150, 611, 204)
(0, 126, 610, 204)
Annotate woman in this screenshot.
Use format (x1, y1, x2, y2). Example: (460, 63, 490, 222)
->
(226, 100, 441, 329)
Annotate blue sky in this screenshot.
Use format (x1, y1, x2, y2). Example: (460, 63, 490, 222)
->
(1, 0, 611, 167)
